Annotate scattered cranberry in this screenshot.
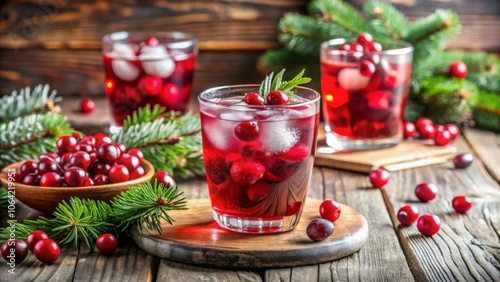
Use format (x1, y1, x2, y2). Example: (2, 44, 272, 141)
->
(266, 90, 289, 105)
(452, 196, 472, 213)
(417, 214, 441, 236)
(96, 233, 119, 255)
(26, 230, 49, 252)
(80, 98, 96, 114)
(155, 171, 176, 188)
(415, 182, 438, 202)
(234, 122, 260, 142)
(453, 153, 474, 169)
(243, 92, 265, 105)
(434, 130, 452, 146)
(33, 238, 60, 264)
(39, 172, 62, 187)
(397, 205, 419, 226)
(319, 200, 342, 222)
(403, 122, 416, 139)
(359, 60, 376, 76)
(434, 124, 445, 133)
(1, 239, 28, 264)
(56, 135, 79, 154)
(418, 124, 435, 140)
(444, 124, 460, 140)
(448, 61, 468, 78)
(306, 219, 334, 241)
(108, 165, 130, 183)
(369, 168, 390, 188)
(415, 117, 433, 131)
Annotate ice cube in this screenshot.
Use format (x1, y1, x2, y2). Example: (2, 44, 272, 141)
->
(219, 111, 254, 121)
(112, 60, 140, 82)
(111, 43, 136, 59)
(139, 45, 175, 78)
(260, 121, 299, 153)
(203, 119, 244, 153)
(338, 68, 370, 91)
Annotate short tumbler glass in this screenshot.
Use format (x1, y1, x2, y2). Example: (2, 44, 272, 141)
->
(102, 31, 197, 132)
(198, 85, 320, 234)
(321, 39, 413, 150)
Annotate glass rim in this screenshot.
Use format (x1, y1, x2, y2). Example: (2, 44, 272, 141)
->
(198, 84, 321, 109)
(321, 38, 413, 56)
(102, 31, 196, 49)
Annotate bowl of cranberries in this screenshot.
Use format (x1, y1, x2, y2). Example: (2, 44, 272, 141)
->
(0, 133, 155, 214)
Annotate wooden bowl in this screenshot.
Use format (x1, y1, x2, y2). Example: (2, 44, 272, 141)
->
(0, 160, 155, 214)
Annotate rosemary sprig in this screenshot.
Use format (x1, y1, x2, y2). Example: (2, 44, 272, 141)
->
(258, 68, 312, 98)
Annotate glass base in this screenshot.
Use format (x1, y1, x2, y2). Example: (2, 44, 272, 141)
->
(213, 211, 300, 234)
(325, 131, 401, 151)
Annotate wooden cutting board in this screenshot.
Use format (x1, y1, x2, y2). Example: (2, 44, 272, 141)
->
(132, 198, 368, 268)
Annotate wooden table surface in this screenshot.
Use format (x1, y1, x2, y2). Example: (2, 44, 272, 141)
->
(1, 103, 499, 281)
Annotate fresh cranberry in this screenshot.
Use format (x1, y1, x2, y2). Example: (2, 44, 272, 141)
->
(127, 148, 144, 163)
(234, 122, 259, 142)
(417, 214, 441, 236)
(286, 202, 302, 216)
(452, 196, 472, 213)
(56, 135, 79, 154)
(59, 152, 73, 165)
(80, 98, 96, 114)
(306, 219, 334, 241)
(114, 143, 127, 154)
(70, 151, 92, 170)
(434, 130, 452, 146)
(119, 153, 140, 170)
(26, 230, 49, 252)
(278, 144, 310, 163)
(79, 136, 96, 146)
(448, 61, 468, 78)
(129, 166, 145, 180)
(338, 43, 351, 51)
(138, 76, 163, 96)
(369, 168, 390, 188)
(96, 233, 119, 255)
(415, 182, 438, 202)
(90, 161, 111, 175)
(39, 153, 58, 161)
(357, 32, 373, 45)
(366, 41, 383, 52)
(37, 158, 60, 175)
(71, 132, 82, 141)
(81, 176, 94, 187)
(1, 239, 28, 264)
(266, 90, 289, 105)
(418, 124, 435, 140)
(93, 174, 109, 185)
(108, 165, 130, 183)
(20, 160, 38, 176)
(155, 171, 175, 188)
(230, 159, 266, 185)
(63, 167, 86, 187)
(33, 239, 60, 264)
(403, 121, 416, 139)
(94, 133, 112, 147)
(22, 173, 40, 186)
(397, 205, 419, 226)
(246, 180, 270, 203)
(415, 117, 433, 130)
(444, 124, 460, 140)
(350, 43, 364, 52)
(243, 92, 265, 105)
(453, 153, 474, 169)
(78, 144, 94, 154)
(144, 37, 159, 46)
(97, 144, 122, 164)
(319, 200, 342, 222)
(359, 60, 376, 76)
(39, 172, 62, 187)
(434, 124, 445, 133)
(89, 152, 97, 163)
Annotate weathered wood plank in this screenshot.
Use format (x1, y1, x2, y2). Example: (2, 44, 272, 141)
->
(463, 129, 500, 183)
(383, 137, 500, 282)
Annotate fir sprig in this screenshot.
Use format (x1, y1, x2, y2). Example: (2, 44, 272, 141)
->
(258, 69, 311, 98)
(0, 188, 8, 213)
(363, 1, 408, 40)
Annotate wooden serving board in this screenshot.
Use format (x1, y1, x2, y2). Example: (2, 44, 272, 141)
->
(132, 198, 368, 268)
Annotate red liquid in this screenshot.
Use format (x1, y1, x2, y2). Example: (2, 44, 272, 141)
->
(321, 59, 411, 139)
(200, 104, 319, 221)
(103, 52, 195, 126)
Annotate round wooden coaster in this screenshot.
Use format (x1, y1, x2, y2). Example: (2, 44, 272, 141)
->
(132, 198, 368, 268)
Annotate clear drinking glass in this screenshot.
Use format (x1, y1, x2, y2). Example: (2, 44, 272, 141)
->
(102, 31, 197, 132)
(198, 85, 320, 234)
(320, 39, 413, 150)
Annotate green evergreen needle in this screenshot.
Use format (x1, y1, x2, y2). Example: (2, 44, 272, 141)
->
(258, 68, 311, 99)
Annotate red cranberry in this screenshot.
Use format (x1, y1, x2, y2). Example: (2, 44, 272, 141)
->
(234, 122, 260, 142)
(397, 205, 419, 226)
(97, 144, 122, 164)
(444, 124, 460, 140)
(286, 202, 302, 216)
(338, 43, 351, 51)
(230, 159, 265, 185)
(306, 219, 334, 241)
(37, 158, 60, 175)
(415, 182, 438, 202)
(127, 148, 144, 163)
(434, 130, 452, 146)
(20, 160, 38, 176)
(114, 143, 127, 154)
(89, 152, 97, 163)
(415, 117, 433, 130)
(138, 76, 163, 96)
(39, 172, 62, 187)
(22, 173, 40, 186)
(434, 124, 445, 133)
(403, 121, 416, 139)
(33, 239, 60, 264)
(319, 200, 342, 222)
(63, 167, 86, 187)
(91, 161, 111, 175)
(359, 60, 376, 76)
(79, 136, 96, 146)
(418, 124, 435, 140)
(119, 153, 140, 170)
(417, 214, 441, 236)
(59, 152, 73, 165)
(366, 41, 383, 52)
(94, 133, 112, 147)
(56, 135, 79, 154)
(108, 165, 130, 183)
(71, 132, 82, 141)
(130, 166, 145, 180)
(266, 90, 289, 105)
(80, 98, 96, 114)
(155, 171, 176, 188)
(369, 168, 390, 188)
(1, 239, 28, 264)
(448, 61, 468, 78)
(39, 153, 58, 161)
(357, 32, 373, 45)
(452, 196, 472, 213)
(96, 233, 119, 255)
(70, 151, 92, 170)
(350, 43, 364, 52)
(453, 153, 474, 169)
(243, 92, 265, 105)
(26, 230, 49, 252)
(93, 174, 109, 185)
(246, 180, 271, 203)
(81, 176, 94, 187)
(144, 36, 159, 46)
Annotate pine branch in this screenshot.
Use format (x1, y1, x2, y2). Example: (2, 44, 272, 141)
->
(363, 1, 408, 40)
(0, 188, 8, 213)
(123, 104, 171, 128)
(308, 0, 366, 35)
(474, 91, 500, 132)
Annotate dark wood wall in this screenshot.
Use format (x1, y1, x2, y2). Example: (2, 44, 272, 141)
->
(0, 0, 498, 99)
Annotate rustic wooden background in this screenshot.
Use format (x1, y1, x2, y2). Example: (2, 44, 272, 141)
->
(0, 0, 499, 103)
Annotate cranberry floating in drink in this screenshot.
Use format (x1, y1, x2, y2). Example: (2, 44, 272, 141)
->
(102, 31, 197, 132)
(198, 69, 320, 234)
(320, 33, 413, 150)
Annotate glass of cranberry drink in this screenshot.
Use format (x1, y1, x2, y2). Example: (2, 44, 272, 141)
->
(320, 33, 413, 150)
(102, 31, 197, 132)
(198, 72, 320, 234)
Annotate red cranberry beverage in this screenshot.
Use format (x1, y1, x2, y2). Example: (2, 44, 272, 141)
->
(320, 33, 413, 150)
(102, 31, 196, 131)
(198, 70, 320, 234)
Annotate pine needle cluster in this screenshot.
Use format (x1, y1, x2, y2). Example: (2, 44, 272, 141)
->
(260, 0, 499, 131)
